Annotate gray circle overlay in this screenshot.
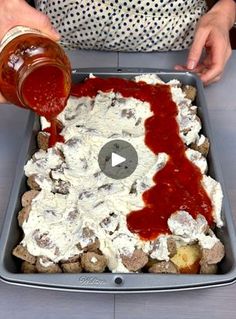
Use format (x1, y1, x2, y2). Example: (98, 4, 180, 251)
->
(98, 139, 138, 180)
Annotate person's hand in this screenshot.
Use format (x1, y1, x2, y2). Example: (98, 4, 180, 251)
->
(0, 0, 60, 103)
(175, 0, 236, 86)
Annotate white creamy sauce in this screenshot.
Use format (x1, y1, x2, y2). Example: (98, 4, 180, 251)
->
(150, 236, 170, 261)
(202, 175, 223, 227)
(22, 74, 223, 272)
(185, 148, 207, 174)
(197, 134, 207, 146)
(168, 211, 220, 249)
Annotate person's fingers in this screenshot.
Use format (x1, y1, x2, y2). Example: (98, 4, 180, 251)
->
(174, 63, 221, 86)
(0, 1, 61, 41)
(174, 65, 186, 71)
(17, 5, 60, 41)
(177, 37, 231, 86)
(0, 93, 7, 104)
(201, 74, 222, 86)
(186, 27, 209, 70)
(200, 39, 231, 84)
(178, 25, 211, 71)
(175, 63, 206, 74)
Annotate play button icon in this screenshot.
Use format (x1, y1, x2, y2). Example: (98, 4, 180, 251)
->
(111, 153, 126, 167)
(98, 140, 138, 179)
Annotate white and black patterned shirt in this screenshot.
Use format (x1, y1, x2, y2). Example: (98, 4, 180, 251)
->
(35, 0, 207, 51)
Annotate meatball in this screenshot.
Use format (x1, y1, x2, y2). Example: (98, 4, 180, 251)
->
(61, 262, 82, 273)
(77, 227, 100, 253)
(201, 241, 225, 264)
(167, 237, 177, 258)
(149, 261, 179, 274)
(37, 131, 49, 151)
(17, 206, 31, 226)
(121, 249, 148, 272)
(200, 262, 218, 274)
(81, 252, 107, 273)
(21, 261, 37, 273)
(27, 174, 41, 191)
(21, 190, 39, 207)
(36, 257, 62, 273)
(190, 137, 210, 157)
(12, 244, 36, 264)
(182, 85, 197, 101)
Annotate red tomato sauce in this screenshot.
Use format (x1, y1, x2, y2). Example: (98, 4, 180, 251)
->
(22, 65, 68, 146)
(72, 77, 213, 240)
(43, 122, 64, 148)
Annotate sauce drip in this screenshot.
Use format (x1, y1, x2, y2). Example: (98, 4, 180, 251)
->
(22, 65, 69, 146)
(43, 121, 64, 147)
(71, 77, 213, 240)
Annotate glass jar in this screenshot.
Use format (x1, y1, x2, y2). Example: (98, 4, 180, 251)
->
(0, 26, 71, 120)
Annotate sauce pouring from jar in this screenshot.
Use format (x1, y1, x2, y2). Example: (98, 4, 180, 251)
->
(0, 27, 71, 146)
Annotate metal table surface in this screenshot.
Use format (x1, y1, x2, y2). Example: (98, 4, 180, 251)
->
(0, 50, 235, 319)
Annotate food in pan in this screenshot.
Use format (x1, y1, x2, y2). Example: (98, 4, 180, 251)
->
(13, 74, 225, 274)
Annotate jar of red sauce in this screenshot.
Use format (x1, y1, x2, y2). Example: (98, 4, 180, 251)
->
(0, 26, 71, 120)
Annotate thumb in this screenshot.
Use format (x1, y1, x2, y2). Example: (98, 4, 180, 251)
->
(23, 7, 60, 41)
(0, 93, 8, 104)
(187, 28, 209, 70)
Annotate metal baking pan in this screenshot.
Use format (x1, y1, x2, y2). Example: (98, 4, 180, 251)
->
(0, 68, 236, 293)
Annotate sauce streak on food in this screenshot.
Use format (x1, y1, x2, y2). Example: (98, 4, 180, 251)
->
(22, 65, 69, 146)
(43, 121, 64, 147)
(71, 77, 213, 240)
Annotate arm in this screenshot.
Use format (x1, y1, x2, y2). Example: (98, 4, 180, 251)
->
(0, 0, 60, 42)
(0, 0, 60, 103)
(175, 0, 236, 85)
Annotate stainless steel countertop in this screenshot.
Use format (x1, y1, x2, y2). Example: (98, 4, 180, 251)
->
(0, 50, 235, 319)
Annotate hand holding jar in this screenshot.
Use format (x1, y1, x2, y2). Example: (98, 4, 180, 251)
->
(0, 0, 60, 103)
(0, 0, 71, 147)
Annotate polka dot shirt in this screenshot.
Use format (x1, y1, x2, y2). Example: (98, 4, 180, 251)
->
(35, 0, 207, 51)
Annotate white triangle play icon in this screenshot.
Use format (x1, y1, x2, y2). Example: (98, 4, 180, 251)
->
(111, 152, 126, 167)
(98, 140, 138, 179)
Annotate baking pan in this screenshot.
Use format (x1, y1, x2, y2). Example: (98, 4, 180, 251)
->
(0, 68, 236, 293)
